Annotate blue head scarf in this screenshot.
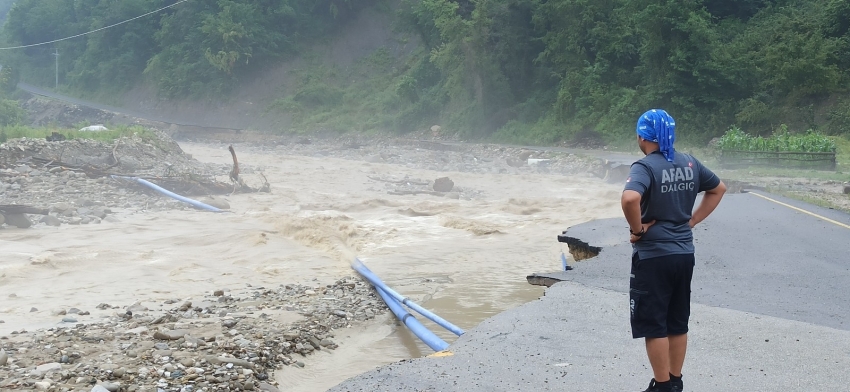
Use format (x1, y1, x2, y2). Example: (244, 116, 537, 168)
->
(636, 109, 676, 162)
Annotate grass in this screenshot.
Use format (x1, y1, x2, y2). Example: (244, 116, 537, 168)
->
(0, 124, 156, 143)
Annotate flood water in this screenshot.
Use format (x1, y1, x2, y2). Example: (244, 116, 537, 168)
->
(0, 141, 623, 391)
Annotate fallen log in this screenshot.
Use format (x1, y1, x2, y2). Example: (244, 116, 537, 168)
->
(387, 190, 447, 196)
(368, 176, 430, 186)
(0, 204, 49, 215)
(228, 145, 240, 183)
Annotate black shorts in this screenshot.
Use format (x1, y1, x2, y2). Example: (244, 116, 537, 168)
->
(630, 252, 695, 339)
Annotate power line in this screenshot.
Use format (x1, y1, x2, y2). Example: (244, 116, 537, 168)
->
(0, 0, 191, 50)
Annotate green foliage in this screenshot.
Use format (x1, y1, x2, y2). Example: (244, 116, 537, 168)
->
(717, 126, 836, 153)
(0, 65, 20, 95)
(265, 47, 439, 134)
(0, 99, 26, 126)
(2, 0, 378, 98)
(5, 0, 850, 143)
(0, 124, 156, 142)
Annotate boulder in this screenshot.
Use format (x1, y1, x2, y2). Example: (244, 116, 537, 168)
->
(433, 177, 454, 192)
(4, 213, 32, 228)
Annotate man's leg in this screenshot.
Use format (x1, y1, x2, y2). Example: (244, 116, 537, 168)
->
(667, 254, 695, 379)
(645, 337, 671, 382)
(668, 333, 687, 377)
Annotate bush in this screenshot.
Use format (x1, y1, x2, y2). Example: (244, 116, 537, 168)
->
(717, 126, 836, 152)
(0, 99, 26, 126)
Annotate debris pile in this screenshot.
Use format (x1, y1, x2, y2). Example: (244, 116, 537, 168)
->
(0, 277, 388, 391)
(0, 130, 267, 228)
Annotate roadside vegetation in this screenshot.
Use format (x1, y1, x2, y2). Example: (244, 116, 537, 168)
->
(0, 124, 157, 144)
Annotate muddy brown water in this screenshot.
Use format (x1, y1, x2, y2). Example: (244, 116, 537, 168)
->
(0, 142, 622, 391)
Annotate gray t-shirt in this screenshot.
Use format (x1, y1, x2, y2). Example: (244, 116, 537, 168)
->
(624, 151, 720, 259)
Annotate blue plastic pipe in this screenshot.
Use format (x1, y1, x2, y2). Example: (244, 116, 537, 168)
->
(375, 285, 449, 352)
(561, 251, 568, 271)
(352, 258, 465, 336)
(112, 176, 223, 212)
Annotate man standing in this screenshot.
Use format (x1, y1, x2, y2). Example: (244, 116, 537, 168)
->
(621, 109, 726, 392)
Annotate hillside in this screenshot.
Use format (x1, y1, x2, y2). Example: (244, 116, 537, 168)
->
(118, 4, 417, 135)
(3, 0, 850, 145)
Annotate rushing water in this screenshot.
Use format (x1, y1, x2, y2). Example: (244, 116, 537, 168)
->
(0, 142, 623, 391)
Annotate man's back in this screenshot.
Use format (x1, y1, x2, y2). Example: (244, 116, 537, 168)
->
(626, 151, 720, 258)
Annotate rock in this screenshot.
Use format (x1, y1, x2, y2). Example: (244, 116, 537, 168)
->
(127, 302, 148, 313)
(90, 208, 107, 219)
(307, 336, 322, 350)
(99, 382, 120, 392)
(91, 386, 111, 392)
(200, 197, 230, 210)
(222, 319, 238, 328)
(0, 349, 8, 366)
(244, 381, 256, 390)
(430, 125, 442, 136)
(34, 381, 51, 390)
(433, 177, 454, 192)
(4, 213, 32, 228)
(78, 124, 109, 132)
(39, 215, 61, 226)
(214, 289, 225, 296)
(68, 307, 81, 314)
(332, 310, 348, 318)
(844, 185, 850, 194)
(258, 382, 282, 392)
(62, 317, 78, 323)
(154, 329, 189, 340)
(30, 307, 38, 312)
(35, 362, 62, 374)
(206, 356, 254, 369)
(51, 202, 74, 213)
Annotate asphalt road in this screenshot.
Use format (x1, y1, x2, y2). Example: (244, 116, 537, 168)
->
(331, 191, 850, 391)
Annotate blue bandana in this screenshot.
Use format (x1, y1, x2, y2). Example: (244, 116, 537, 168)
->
(636, 109, 676, 162)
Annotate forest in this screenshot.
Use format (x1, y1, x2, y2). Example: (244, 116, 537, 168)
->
(1, 0, 850, 144)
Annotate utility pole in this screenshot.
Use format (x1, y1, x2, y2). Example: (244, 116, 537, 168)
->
(53, 49, 59, 89)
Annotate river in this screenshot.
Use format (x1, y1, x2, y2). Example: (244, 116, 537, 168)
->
(0, 140, 623, 391)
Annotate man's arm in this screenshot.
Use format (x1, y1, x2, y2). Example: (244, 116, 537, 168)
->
(690, 181, 726, 228)
(622, 190, 644, 234)
(622, 190, 654, 243)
